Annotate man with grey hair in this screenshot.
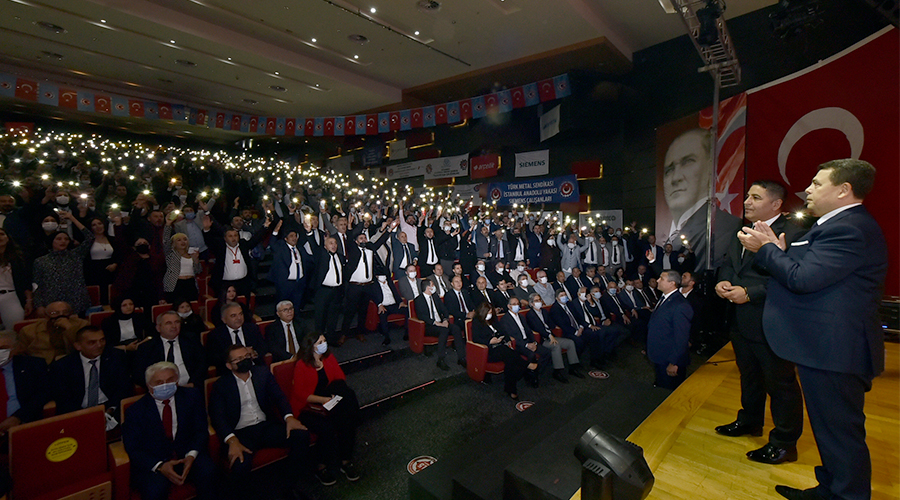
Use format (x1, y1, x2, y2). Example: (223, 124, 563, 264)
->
(207, 302, 266, 373)
(524, 293, 584, 383)
(123, 361, 216, 499)
(647, 270, 692, 389)
(267, 300, 304, 362)
(134, 311, 205, 388)
(532, 270, 556, 306)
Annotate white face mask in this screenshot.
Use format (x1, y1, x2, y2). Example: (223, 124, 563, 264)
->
(476, 264, 485, 272)
(316, 342, 328, 355)
(678, 257, 685, 264)
(579, 293, 587, 301)
(539, 276, 548, 284)
(532, 301, 542, 309)
(408, 271, 417, 279)
(567, 242, 576, 249)
(592, 292, 602, 300)
(516, 266, 525, 272)
(496, 266, 505, 273)
(177, 311, 191, 318)
(56, 195, 69, 205)
(520, 280, 528, 288)
(625, 285, 634, 292)
(429, 286, 436, 295)
(42, 221, 59, 231)
(510, 305, 520, 313)
(485, 312, 493, 321)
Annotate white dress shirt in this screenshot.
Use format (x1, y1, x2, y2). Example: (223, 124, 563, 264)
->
(223, 244, 248, 281)
(80, 354, 108, 408)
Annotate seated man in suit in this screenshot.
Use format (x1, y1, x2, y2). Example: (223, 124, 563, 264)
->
(600, 281, 636, 330)
(470, 276, 494, 309)
(397, 264, 422, 302)
(427, 264, 452, 299)
(525, 293, 583, 382)
(532, 270, 556, 306)
(491, 279, 515, 315)
(508, 261, 534, 287)
(49, 326, 132, 419)
(123, 362, 215, 500)
(512, 271, 536, 302)
(209, 345, 318, 499)
(444, 276, 475, 324)
(18, 301, 89, 365)
(549, 289, 604, 368)
(0, 331, 49, 437)
(498, 296, 544, 388)
(647, 270, 693, 389)
(207, 302, 267, 374)
(372, 274, 406, 345)
(570, 287, 625, 369)
(471, 260, 495, 289)
(449, 263, 471, 290)
(134, 311, 206, 389)
(488, 261, 512, 288)
(413, 278, 466, 371)
(267, 300, 304, 362)
(564, 267, 591, 298)
(552, 271, 573, 302)
(390, 230, 417, 280)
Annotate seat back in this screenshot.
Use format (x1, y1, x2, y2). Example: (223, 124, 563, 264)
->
(86, 285, 101, 306)
(151, 303, 173, 322)
(9, 406, 110, 500)
(119, 394, 143, 423)
(204, 298, 218, 324)
(204, 376, 220, 410)
(270, 359, 296, 397)
(257, 320, 275, 339)
(89, 310, 114, 327)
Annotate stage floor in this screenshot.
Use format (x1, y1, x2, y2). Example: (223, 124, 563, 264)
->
(572, 342, 899, 500)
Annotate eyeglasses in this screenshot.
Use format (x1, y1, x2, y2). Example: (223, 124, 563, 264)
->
(47, 310, 67, 318)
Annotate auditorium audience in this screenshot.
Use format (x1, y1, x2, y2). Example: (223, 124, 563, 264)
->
(0, 330, 49, 433)
(134, 311, 206, 389)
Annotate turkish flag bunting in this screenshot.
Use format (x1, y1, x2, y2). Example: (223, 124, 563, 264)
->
(460, 99, 472, 120)
(411, 108, 423, 128)
(215, 113, 225, 128)
(126, 99, 143, 116)
(285, 118, 296, 136)
(231, 115, 242, 131)
(366, 114, 378, 135)
(303, 118, 314, 136)
(435, 104, 447, 125)
(344, 116, 355, 135)
(94, 95, 111, 114)
(158, 103, 173, 119)
(196, 110, 207, 126)
(389, 111, 401, 131)
(15, 79, 37, 101)
(511, 87, 526, 108)
(538, 79, 556, 102)
(266, 117, 277, 135)
(323, 117, 334, 136)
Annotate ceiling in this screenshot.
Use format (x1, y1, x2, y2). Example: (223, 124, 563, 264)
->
(0, 0, 776, 141)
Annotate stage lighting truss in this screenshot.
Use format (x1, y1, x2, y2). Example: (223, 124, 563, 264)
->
(673, 0, 741, 87)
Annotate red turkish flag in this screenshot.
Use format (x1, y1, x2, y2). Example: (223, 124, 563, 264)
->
(94, 95, 111, 114)
(60, 89, 78, 109)
(158, 103, 173, 119)
(538, 79, 556, 102)
(248, 116, 259, 131)
(304, 118, 315, 136)
(216, 113, 225, 128)
(15, 79, 37, 101)
(127, 99, 143, 116)
(746, 27, 899, 294)
(231, 115, 242, 131)
(266, 117, 277, 135)
(389, 111, 401, 131)
(511, 86, 526, 108)
(366, 114, 378, 135)
(196, 109, 207, 126)
(435, 104, 447, 125)
(411, 108, 423, 128)
(485, 93, 499, 114)
(460, 100, 472, 120)
(344, 116, 355, 136)
(285, 118, 296, 136)
(323, 117, 334, 136)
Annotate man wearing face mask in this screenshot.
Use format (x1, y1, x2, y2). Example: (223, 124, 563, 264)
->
(417, 221, 452, 279)
(508, 261, 532, 286)
(499, 297, 545, 387)
(532, 270, 556, 306)
(413, 278, 466, 370)
(208, 303, 268, 374)
(398, 264, 422, 302)
(436, 220, 459, 275)
(427, 264, 451, 299)
(472, 260, 495, 290)
(539, 231, 561, 276)
(123, 362, 216, 500)
(0, 331, 49, 437)
(526, 223, 544, 267)
(134, 311, 205, 389)
(608, 236, 626, 275)
(524, 293, 584, 382)
(564, 267, 591, 299)
(549, 288, 605, 368)
(209, 345, 317, 500)
(339, 220, 393, 345)
(488, 263, 512, 292)
(513, 272, 536, 302)
(556, 232, 589, 277)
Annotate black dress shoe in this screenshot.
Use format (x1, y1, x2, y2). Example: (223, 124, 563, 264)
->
(775, 485, 824, 500)
(746, 443, 797, 464)
(568, 367, 586, 379)
(715, 420, 763, 437)
(552, 370, 569, 383)
(457, 359, 467, 368)
(436, 358, 450, 370)
(528, 369, 539, 388)
(382, 337, 391, 346)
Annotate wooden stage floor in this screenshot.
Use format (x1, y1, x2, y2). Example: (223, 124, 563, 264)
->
(572, 342, 899, 500)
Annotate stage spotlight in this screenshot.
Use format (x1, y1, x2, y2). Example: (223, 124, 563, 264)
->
(696, 0, 724, 46)
(575, 426, 653, 500)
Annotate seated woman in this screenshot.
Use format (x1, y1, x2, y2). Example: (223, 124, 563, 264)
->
(210, 285, 253, 328)
(102, 295, 151, 350)
(290, 334, 361, 485)
(470, 301, 528, 400)
(174, 299, 206, 343)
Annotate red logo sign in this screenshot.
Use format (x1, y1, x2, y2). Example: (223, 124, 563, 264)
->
(470, 154, 499, 179)
(490, 188, 502, 200)
(588, 370, 609, 379)
(407, 456, 437, 475)
(560, 181, 575, 197)
(515, 401, 534, 412)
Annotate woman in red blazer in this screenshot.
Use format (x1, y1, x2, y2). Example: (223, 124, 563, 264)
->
(291, 334, 361, 485)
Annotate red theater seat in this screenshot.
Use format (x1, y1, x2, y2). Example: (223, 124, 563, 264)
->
(464, 319, 505, 383)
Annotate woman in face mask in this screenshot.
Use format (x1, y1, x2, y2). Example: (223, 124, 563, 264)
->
(101, 295, 151, 351)
(174, 300, 205, 341)
(470, 301, 528, 400)
(614, 267, 627, 288)
(290, 334, 361, 484)
(32, 211, 93, 317)
(539, 230, 561, 277)
(112, 238, 164, 317)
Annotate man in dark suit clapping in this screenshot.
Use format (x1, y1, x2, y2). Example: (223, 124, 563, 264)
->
(739, 160, 888, 500)
(646, 270, 692, 390)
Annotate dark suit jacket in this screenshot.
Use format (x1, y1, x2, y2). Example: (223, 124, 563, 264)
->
(600, 293, 630, 320)
(310, 246, 346, 293)
(499, 311, 533, 345)
(470, 287, 494, 309)
(123, 388, 209, 475)
(676, 204, 742, 273)
(50, 348, 132, 415)
(471, 320, 508, 346)
(717, 215, 804, 342)
(491, 289, 514, 309)
(207, 322, 267, 372)
(526, 231, 543, 265)
(444, 288, 474, 323)
(345, 229, 391, 280)
(397, 276, 423, 302)
(390, 236, 418, 275)
(647, 292, 693, 367)
(372, 278, 403, 307)
(266, 320, 304, 363)
(565, 274, 591, 298)
(757, 205, 888, 378)
(550, 301, 581, 337)
(209, 366, 293, 443)
(101, 314, 152, 346)
(204, 221, 272, 290)
(7, 355, 49, 423)
(267, 233, 312, 287)
(413, 293, 450, 325)
(134, 335, 207, 388)
(525, 308, 556, 343)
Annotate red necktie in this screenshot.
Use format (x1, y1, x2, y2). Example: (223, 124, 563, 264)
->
(163, 399, 173, 441)
(0, 370, 7, 421)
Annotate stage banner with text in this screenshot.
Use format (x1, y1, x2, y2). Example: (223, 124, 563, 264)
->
(746, 26, 898, 294)
(514, 149, 549, 177)
(487, 175, 578, 206)
(424, 154, 469, 180)
(470, 154, 499, 179)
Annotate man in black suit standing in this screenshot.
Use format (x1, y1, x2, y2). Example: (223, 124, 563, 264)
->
(413, 278, 466, 370)
(268, 220, 312, 311)
(50, 326, 131, 417)
(715, 180, 805, 465)
(207, 302, 267, 373)
(209, 345, 317, 499)
(123, 362, 215, 500)
(646, 270, 693, 390)
(202, 214, 272, 297)
(0, 331, 48, 436)
(134, 311, 206, 389)
(311, 236, 345, 345)
(739, 160, 888, 500)
(339, 219, 393, 345)
(267, 300, 304, 362)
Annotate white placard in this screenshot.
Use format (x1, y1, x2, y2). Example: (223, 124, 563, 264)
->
(515, 149, 549, 177)
(540, 104, 560, 142)
(423, 154, 469, 180)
